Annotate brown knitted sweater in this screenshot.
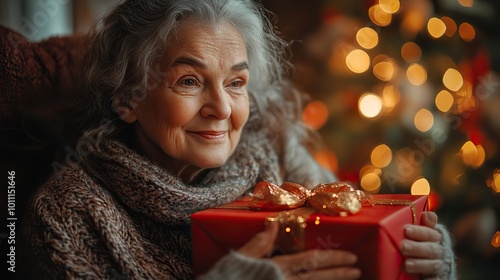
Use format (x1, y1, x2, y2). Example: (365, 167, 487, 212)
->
(19, 110, 335, 279)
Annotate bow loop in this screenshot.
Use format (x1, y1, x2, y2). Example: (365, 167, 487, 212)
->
(249, 181, 371, 215)
(250, 181, 305, 211)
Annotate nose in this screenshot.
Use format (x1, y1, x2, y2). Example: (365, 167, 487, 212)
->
(200, 85, 231, 119)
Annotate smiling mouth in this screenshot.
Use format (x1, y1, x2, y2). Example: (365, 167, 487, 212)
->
(189, 131, 227, 139)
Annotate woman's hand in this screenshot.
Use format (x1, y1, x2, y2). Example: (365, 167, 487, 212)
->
(238, 222, 361, 280)
(400, 211, 450, 278)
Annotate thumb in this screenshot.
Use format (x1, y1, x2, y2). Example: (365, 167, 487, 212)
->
(421, 211, 438, 228)
(237, 221, 279, 258)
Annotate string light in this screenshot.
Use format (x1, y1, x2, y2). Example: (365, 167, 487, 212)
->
(359, 164, 382, 178)
(414, 108, 434, 132)
(411, 178, 431, 195)
(441, 16, 457, 37)
(401, 42, 422, 63)
(302, 101, 329, 130)
(460, 141, 485, 168)
(379, 0, 400, 14)
(443, 68, 464, 91)
(346, 49, 371, 73)
(459, 22, 475, 42)
(492, 231, 500, 248)
(407, 63, 427, 86)
(427, 17, 447, 39)
(369, 4, 392, 27)
(435, 90, 454, 113)
(373, 60, 396, 81)
(371, 144, 393, 168)
(360, 172, 381, 192)
(471, 145, 485, 168)
(356, 27, 379, 49)
(490, 170, 500, 193)
(382, 84, 401, 113)
(359, 93, 383, 119)
(458, 0, 474, 7)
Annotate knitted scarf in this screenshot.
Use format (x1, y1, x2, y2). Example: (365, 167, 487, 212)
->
(22, 109, 288, 279)
(86, 125, 283, 226)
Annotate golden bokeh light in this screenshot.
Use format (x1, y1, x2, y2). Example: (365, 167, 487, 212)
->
(456, 80, 473, 99)
(361, 172, 381, 192)
(443, 68, 464, 91)
(411, 178, 431, 195)
(356, 27, 379, 49)
(407, 63, 427, 86)
(492, 231, 500, 248)
(491, 171, 500, 193)
(459, 141, 485, 168)
(458, 0, 474, 7)
(461, 141, 478, 166)
(373, 61, 396, 81)
(471, 145, 485, 168)
(379, 0, 400, 14)
(427, 17, 447, 39)
(371, 144, 393, 168)
(414, 108, 434, 132)
(359, 93, 383, 119)
(435, 90, 454, 113)
(382, 84, 401, 112)
(401, 10, 425, 36)
(346, 49, 371, 73)
(302, 101, 329, 130)
(369, 4, 392, 27)
(401, 42, 422, 63)
(372, 54, 389, 65)
(359, 164, 382, 178)
(456, 81, 475, 113)
(441, 16, 457, 37)
(314, 148, 339, 173)
(459, 22, 476, 42)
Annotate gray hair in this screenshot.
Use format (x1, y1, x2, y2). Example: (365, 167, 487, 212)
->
(74, 0, 318, 177)
(83, 0, 290, 122)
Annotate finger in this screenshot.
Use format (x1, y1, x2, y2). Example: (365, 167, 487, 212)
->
(404, 225, 442, 242)
(404, 258, 449, 276)
(288, 267, 361, 280)
(421, 212, 438, 228)
(400, 240, 444, 259)
(273, 249, 357, 274)
(238, 221, 278, 258)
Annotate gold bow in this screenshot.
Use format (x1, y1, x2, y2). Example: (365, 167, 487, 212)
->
(249, 181, 374, 215)
(213, 181, 419, 253)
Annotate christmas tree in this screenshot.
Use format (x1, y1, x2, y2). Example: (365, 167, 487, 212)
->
(263, 0, 500, 278)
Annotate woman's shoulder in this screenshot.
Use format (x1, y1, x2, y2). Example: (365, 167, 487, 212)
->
(28, 162, 109, 216)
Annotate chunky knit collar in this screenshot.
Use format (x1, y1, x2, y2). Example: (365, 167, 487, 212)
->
(82, 123, 282, 226)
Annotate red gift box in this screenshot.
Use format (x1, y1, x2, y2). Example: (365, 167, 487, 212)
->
(191, 194, 428, 279)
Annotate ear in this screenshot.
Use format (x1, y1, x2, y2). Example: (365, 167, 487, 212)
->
(113, 96, 138, 123)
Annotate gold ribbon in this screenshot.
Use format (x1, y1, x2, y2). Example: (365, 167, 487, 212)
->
(215, 181, 418, 253)
(249, 181, 374, 215)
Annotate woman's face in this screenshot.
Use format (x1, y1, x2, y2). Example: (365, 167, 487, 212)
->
(125, 20, 250, 170)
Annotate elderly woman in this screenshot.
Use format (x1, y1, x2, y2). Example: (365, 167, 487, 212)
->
(20, 0, 456, 279)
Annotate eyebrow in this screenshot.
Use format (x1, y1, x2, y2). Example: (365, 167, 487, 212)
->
(171, 56, 249, 71)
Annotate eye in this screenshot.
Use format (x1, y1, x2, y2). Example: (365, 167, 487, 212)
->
(229, 80, 245, 88)
(180, 77, 197, 87)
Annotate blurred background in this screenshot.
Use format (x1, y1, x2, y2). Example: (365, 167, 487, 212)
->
(1, 0, 500, 278)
